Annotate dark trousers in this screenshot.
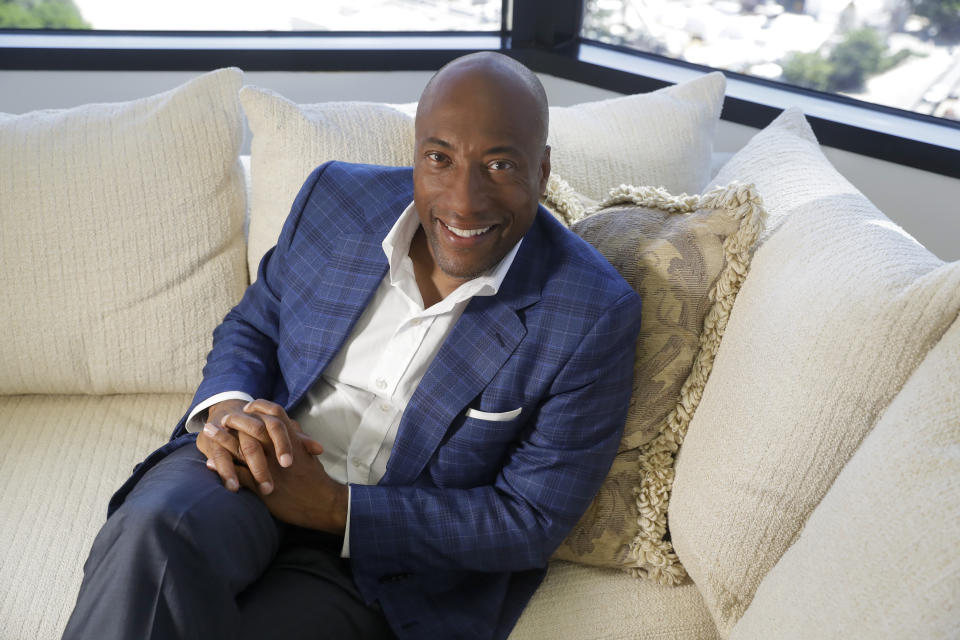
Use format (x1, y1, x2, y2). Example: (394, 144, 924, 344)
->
(62, 444, 395, 640)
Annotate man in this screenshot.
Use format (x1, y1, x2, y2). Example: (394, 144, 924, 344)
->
(63, 52, 642, 640)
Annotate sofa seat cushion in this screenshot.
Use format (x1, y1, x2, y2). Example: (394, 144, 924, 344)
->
(730, 310, 960, 638)
(667, 107, 960, 637)
(510, 561, 718, 640)
(0, 393, 191, 640)
(0, 394, 719, 640)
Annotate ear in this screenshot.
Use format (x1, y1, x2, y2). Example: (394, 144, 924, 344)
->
(538, 145, 551, 196)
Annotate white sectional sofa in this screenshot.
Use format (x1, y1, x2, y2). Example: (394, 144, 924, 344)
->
(1, 67, 957, 640)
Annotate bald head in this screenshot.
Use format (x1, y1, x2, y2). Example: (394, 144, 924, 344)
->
(417, 52, 549, 149)
(410, 51, 552, 290)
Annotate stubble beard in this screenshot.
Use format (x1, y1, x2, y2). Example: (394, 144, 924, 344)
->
(424, 221, 504, 283)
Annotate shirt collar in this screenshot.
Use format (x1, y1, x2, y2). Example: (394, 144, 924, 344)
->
(382, 202, 523, 311)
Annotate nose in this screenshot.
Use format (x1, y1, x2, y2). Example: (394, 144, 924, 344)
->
(445, 163, 491, 222)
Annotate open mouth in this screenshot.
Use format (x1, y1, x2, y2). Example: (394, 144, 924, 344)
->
(439, 219, 496, 239)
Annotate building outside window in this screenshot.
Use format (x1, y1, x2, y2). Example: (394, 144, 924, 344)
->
(583, 0, 960, 121)
(3, 0, 958, 122)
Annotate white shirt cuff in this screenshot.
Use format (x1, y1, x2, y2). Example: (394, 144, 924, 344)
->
(341, 485, 352, 558)
(185, 391, 255, 432)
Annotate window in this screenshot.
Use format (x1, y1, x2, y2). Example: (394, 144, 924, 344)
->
(2, 0, 957, 177)
(0, 0, 504, 32)
(582, 0, 960, 122)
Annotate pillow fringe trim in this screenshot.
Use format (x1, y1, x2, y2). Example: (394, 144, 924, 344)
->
(600, 183, 766, 584)
(546, 177, 767, 585)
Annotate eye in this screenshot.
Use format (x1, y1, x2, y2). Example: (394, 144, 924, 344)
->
(488, 159, 515, 171)
(425, 151, 448, 164)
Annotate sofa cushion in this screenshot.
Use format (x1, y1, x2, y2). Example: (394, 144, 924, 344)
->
(547, 72, 725, 200)
(0, 68, 248, 395)
(728, 311, 960, 639)
(0, 393, 192, 639)
(509, 561, 719, 640)
(543, 176, 766, 581)
(239, 72, 725, 282)
(708, 105, 847, 248)
(239, 90, 416, 282)
(666, 107, 960, 637)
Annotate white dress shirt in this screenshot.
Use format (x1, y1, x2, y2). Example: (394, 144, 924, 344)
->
(185, 201, 522, 556)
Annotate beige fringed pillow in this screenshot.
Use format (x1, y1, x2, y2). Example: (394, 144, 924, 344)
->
(545, 174, 767, 584)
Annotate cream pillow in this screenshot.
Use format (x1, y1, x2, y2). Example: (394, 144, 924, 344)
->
(707, 106, 860, 248)
(0, 68, 248, 394)
(728, 312, 960, 640)
(549, 71, 725, 201)
(240, 72, 725, 281)
(666, 108, 960, 636)
(240, 89, 417, 282)
(544, 175, 767, 583)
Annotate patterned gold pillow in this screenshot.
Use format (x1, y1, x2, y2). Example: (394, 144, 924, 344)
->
(545, 175, 767, 584)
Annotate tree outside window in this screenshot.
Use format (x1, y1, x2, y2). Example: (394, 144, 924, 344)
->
(0, 0, 90, 29)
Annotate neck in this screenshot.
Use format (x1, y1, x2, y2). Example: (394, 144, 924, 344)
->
(409, 227, 466, 308)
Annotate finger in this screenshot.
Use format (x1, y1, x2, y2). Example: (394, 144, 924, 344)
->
(297, 432, 325, 456)
(243, 398, 289, 421)
(221, 411, 271, 445)
(238, 430, 274, 495)
(198, 436, 240, 492)
(254, 413, 295, 468)
(243, 400, 305, 435)
(235, 465, 259, 495)
(211, 445, 241, 493)
(201, 422, 241, 460)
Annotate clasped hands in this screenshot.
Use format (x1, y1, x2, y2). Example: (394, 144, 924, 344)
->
(195, 398, 348, 535)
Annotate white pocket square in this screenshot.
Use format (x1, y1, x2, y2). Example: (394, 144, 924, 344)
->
(464, 407, 522, 422)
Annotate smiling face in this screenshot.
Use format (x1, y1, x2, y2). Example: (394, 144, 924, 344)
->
(412, 55, 550, 290)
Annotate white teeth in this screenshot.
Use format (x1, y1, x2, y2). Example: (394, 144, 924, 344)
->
(443, 221, 492, 238)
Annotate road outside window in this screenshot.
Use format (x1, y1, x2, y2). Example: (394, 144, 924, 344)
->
(583, 0, 960, 122)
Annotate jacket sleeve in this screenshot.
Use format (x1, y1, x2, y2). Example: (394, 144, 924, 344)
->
(348, 288, 642, 577)
(178, 163, 331, 428)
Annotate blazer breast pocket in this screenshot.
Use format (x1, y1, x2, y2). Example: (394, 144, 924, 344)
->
(434, 407, 524, 486)
(463, 407, 522, 422)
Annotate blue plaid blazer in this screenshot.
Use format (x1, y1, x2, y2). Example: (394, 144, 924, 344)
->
(110, 161, 642, 640)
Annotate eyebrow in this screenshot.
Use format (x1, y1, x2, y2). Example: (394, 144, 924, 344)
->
(423, 137, 522, 157)
(424, 137, 453, 148)
(484, 145, 523, 157)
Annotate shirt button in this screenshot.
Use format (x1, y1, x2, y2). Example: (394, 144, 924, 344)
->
(411, 318, 421, 327)
(375, 378, 387, 390)
(351, 457, 362, 468)
(379, 403, 391, 412)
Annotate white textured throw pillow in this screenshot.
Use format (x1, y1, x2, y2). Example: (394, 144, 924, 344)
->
(0, 68, 248, 394)
(666, 108, 960, 637)
(548, 72, 725, 201)
(240, 72, 725, 281)
(728, 312, 960, 640)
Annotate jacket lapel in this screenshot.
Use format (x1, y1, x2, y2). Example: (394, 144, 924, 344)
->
(381, 209, 553, 486)
(286, 232, 388, 410)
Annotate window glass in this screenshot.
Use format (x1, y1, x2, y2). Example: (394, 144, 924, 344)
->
(582, 0, 960, 122)
(0, 0, 503, 31)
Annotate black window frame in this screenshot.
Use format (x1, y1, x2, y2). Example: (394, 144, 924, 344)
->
(1, 0, 958, 179)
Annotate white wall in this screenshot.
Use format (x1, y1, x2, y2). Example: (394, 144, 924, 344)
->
(1, 69, 956, 261)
